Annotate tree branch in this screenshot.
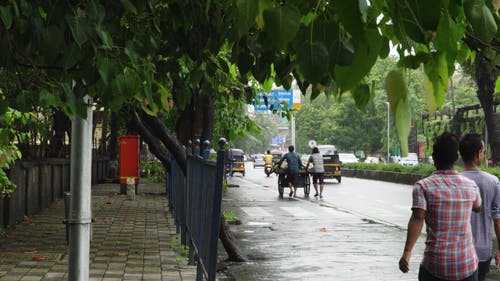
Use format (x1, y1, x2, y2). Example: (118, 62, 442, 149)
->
(140, 113, 187, 175)
(129, 114, 172, 173)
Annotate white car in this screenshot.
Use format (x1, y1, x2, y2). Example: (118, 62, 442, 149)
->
(399, 153, 418, 166)
(365, 156, 380, 163)
(338, 153, 358, 163)
(252, 154, 265, 168)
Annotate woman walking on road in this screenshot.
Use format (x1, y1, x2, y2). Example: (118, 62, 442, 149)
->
(306, 147, 325, 198)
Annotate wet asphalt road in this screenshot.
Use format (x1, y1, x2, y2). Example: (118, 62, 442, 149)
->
(219, 163, 500, 281)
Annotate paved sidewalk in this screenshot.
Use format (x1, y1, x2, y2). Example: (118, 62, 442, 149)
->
(0, 183, 196, 281)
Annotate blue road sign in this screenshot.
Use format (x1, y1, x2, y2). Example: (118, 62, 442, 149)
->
(271, 137, 284, 144)
(254, 89, 293, 111)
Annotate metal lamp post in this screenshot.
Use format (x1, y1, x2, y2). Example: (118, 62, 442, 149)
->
(385, 102, 390, 163)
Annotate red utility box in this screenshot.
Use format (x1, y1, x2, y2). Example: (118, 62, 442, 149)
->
(119, 135, 140, 185)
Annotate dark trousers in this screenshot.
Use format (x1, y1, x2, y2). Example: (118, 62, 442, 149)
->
(418, 266, 478, 281)
(477, 259, 491, 281)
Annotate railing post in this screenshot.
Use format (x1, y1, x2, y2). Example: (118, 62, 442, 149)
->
(203, 140, 211, 160)
(196, 140, 209, 281)
(194, 139, 201, 157)
(206, 137, 226, 280)
(187, 140, 196, 265)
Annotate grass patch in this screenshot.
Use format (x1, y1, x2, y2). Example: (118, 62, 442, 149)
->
(223, 210, 237, 221)
(170, 236, 189, 264)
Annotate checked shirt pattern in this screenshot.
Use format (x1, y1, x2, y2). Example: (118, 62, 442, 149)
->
(412, 170, 482, 280)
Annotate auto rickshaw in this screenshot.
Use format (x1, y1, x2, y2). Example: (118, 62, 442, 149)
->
(226, 148, 246, 176)
(323, 153, 341, 183)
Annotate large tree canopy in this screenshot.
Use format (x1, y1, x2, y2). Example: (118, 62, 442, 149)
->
(1, 0, 500, 189)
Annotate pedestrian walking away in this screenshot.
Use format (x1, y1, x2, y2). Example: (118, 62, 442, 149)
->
(306, 147, 325, 198)
(459, 133, 500, 281)
(275, 145, 304, 197)
(399, 132, 482, 281)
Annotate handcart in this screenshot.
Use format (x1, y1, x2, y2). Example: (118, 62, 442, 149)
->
(274, 167, 310, 197)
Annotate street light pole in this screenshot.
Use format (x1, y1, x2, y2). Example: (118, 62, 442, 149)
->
(385, 102, 390, 163)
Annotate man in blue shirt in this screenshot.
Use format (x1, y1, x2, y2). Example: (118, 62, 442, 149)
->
(459, 133, 500, 281)
(276, 145, 304, 197)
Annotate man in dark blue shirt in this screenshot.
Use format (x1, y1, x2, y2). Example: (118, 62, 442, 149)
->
(276, 145, 304, 197)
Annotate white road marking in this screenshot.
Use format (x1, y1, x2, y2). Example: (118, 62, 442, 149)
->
(241, 207, 272, 217)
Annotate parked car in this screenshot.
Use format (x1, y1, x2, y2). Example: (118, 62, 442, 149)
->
(399, 153, 418, 166)
(252, 154, 265, 168)
(338, 153, 358, 163)
(365, 156, 380, 163)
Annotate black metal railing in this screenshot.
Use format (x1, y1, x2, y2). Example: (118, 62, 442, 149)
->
(167, 138, 226, 281)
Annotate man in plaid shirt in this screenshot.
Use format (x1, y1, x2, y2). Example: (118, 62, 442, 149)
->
(399, 132, 482, 281)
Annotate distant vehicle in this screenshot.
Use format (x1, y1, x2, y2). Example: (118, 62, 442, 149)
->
(317, 145, 336, 155)
(365, 156, 380, 163)
(270, 150, 283, 164)
(322, 154, 342, 183)
(252, 154, 265, 168)
(338, 153, 358, 163)
(226, 148, 246, 176)
(399, 153, 418, 166)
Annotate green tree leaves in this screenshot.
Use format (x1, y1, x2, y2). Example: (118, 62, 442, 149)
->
(423, 52, 448, 114)
(262, 4, 300, 50)
(296, 42, 329, 84)
(335, 29, 384, 92)
(464, 0, 498, 43)
(385, 69, 411, 156)
(0, 5, 12, 29)
(236, 0, 258, 38)
(389, 0, 441, 44)
(65, 11, 89, 47)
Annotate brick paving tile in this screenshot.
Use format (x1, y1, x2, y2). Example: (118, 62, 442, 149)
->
(0, 183, 196, 281)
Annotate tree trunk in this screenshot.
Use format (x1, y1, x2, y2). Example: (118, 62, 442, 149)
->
(45, 109, 71, 158)
(176, 92, 205, 144)
(475, 56, 500, 165)
(201, 95, 215, 142)
(129, 114, 171, 172)
(141, 113, 187, 175)
(219, 214, 248, 262)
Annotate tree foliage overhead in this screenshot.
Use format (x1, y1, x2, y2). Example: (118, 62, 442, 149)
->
(1, 0, 500, 185)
